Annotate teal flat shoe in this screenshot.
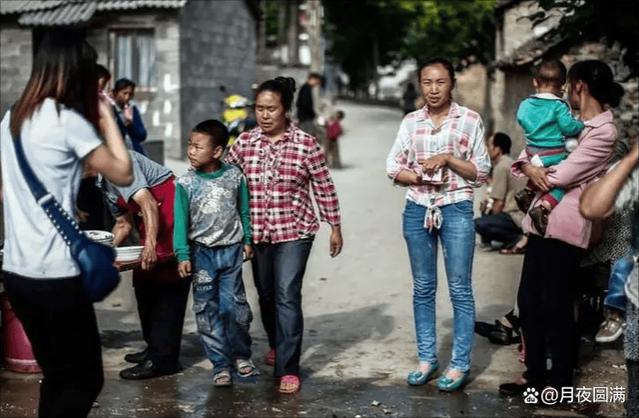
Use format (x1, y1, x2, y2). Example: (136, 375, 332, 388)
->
(436, 369, 469, 392)
(406, 361, 439, 386)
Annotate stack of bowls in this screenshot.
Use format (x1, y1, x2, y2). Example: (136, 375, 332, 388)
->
(84, 230, 114, 247)
(115, 246, 144, 262)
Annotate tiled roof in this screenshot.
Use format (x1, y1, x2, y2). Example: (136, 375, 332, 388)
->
(2, 0, 188, 26)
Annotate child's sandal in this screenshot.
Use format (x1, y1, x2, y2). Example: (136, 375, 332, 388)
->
(213, 370, 233, 387)
(236, 358, 259, 377)
(279, 374, 300, 394)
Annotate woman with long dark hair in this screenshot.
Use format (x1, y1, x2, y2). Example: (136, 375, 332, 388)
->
(0, 29, 132, 417)
(226, 76, 343, 394)
(500, 60, 624, 395)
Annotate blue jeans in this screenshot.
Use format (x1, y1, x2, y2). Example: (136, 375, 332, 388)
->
(251, 239, 313, 377)
(191, 243, 253, 374)
(403, 200, 476, 372)
(604, 254, 636, 312)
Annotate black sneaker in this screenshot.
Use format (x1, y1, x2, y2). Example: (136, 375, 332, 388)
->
(529, 205, 550, 235)
(119, 360, 181, 380)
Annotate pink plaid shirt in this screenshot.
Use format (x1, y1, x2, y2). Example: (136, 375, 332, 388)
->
(386, 102, 490, 207)
(226, 124, 341, 244)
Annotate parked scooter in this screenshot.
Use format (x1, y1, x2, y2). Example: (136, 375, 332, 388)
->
(220, 86, 255, 147)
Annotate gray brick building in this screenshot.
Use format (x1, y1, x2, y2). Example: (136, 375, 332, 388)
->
(0, 0, 260, 159)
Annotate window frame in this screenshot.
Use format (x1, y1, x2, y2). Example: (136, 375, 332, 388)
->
(108, 28, 158, 94)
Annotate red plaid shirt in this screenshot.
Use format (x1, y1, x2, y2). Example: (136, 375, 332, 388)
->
(226, 124, 341, 244)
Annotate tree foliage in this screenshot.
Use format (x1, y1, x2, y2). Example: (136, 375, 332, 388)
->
(322, 0, 496, 91)
(529, 0, 639, 79)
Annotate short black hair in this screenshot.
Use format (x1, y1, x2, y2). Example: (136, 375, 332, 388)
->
(255, 76, 296, 111)
(192, 119, 229, 149)
(96, 64, 111, 81)
(113, 78, 136, 92)
(491, 132, 512, 154)
(336, 110, 345, 119)
(534, 60, 567, 89)
(308, 72, 322, 80)
(418, 57, 456, 85)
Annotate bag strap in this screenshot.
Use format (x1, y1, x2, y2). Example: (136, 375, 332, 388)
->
(12, 132, 84, 248)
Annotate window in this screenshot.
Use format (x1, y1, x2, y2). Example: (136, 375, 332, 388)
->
(111, 30, 156, 89)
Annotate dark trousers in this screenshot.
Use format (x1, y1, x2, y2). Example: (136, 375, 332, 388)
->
(474, 212, 522, 246)
(518, 235, 582, 388)
(134, 278, 191, 370)
(3, 273, 104, 418)
(251, 239, 313, 377)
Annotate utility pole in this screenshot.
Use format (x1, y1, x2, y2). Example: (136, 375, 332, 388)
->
(307, 0, 323, 72)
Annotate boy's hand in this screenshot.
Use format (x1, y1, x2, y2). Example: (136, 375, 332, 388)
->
(178, 261, 192, 278)
(243, 245, 254, 262)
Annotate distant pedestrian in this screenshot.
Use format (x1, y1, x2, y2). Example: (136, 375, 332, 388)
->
(112, 78, 148, 155)
(296, 72, 323, 137)
(0, 29, 132, 418)
(402, 82, 418, 115)
(325, 110, 345, 169)
(226, 76, 343, 394)
(174, 119, 257, 387)
(386, 57, 491, 392)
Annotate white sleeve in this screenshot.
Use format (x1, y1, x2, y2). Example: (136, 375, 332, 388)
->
(63, 110, 102, 159)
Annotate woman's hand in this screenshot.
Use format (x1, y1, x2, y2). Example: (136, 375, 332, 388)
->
(521, 164, 554, 192)
(329, 226, 343, 258)
(420, 154, 450, 175)
(140, 241, 157, 271)
(123, 105, 133, 126)
(178, 261, 191, 278)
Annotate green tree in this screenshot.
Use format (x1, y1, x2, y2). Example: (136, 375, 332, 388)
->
(322, 0, 496, 93)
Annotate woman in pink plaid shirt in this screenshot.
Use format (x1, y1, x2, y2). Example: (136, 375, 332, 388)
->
(226, 76, 343, 394)
(386, 58, 491, 392)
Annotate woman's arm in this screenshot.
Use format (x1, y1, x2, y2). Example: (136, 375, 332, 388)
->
(386, 118, 415, 184)
(580, 142, 638, 219)
(85, 100, 133, 186)
(131, 188, 159, 270)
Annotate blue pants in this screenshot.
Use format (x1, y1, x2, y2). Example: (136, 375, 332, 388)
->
(403, 200, 476, 372)
(251, 239, 313, 377)
(191, 243, 253, 374)
(604, 253, 636, 312)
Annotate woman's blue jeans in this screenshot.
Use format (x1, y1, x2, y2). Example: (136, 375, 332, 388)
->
(403, 200, 476, 372)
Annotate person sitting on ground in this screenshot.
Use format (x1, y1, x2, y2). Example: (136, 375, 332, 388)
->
(475, 132, 527, 252)
(514, 59, 585, 234)
(174, 120, 257, 387)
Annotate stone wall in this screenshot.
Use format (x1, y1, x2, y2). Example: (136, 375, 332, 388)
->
(178, 0, 257, 158)
(0, 24, 32, 116)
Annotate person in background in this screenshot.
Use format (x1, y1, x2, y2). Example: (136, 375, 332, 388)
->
(227, 76, 343, 394)
(580, 141, 638, 417)
(386, 57, 491, 392)
(103, 151, 189, 380)
(402, 82, 418, 115)
(112, 78, 147, 155)
(0, 29, 132, 418)
(325, 110, 345, 169)
(296, 72, 323, 137)
(475, 132, 527, 253)
(174, 120, 257, 387)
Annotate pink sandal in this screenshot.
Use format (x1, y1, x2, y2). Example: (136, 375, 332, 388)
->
(279, 374, 300, 394)
(265, 349, 276, 366)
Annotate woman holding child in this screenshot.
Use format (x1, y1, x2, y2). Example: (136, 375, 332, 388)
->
(386, 58, 491, 391)
(226, 77, 343, 394)
(500, 59, 625, 395)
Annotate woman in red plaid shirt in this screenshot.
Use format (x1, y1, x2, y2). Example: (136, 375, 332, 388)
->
(226, 76, 343, 394)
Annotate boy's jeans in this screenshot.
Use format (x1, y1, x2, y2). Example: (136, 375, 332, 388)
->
(403, 200, 476, 372)
(604, 254, 637, 312)
(191, 243, 253, 374)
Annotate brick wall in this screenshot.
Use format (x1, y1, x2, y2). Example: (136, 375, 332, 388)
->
(178, 0, 257, 158)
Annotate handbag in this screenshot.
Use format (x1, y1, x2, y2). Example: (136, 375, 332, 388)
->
(11, 133, 120, 302)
